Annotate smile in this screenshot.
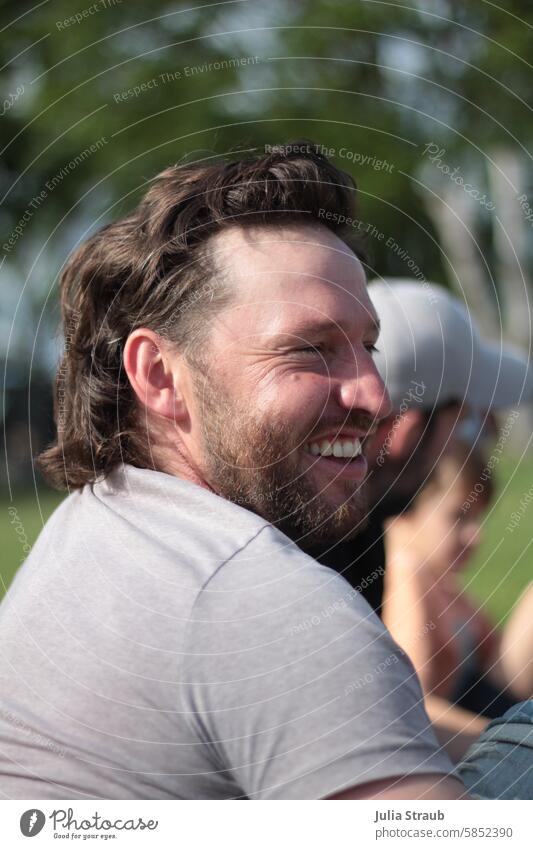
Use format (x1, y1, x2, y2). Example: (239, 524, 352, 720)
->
(302, 436, 368, 482)
(304, 437, 363, 459)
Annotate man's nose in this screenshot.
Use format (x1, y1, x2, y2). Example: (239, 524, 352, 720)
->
(336, 358, 392, 422)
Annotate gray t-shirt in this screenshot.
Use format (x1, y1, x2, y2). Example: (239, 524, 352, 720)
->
(0, 464, 451, 799)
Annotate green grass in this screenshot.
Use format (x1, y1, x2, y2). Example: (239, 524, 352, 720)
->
(1, 489, 64, 597)
(1, 456, 532, 626)
(462, 455, 533, 626)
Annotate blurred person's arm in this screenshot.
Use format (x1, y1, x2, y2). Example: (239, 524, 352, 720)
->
(499, 582, 533, 701)
(381, 543, 450, 697)
(426, 695, 489, 763)
(382, 544, 489, 763)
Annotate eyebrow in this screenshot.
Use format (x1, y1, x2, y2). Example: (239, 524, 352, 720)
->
(274, 315, 381, 340)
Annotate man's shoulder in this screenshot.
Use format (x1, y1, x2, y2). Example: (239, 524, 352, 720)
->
(92, 462, 274, 565)
(190, 518, 385, 636)
(62, 464, 380, 626)
(7, 464, 276, 602)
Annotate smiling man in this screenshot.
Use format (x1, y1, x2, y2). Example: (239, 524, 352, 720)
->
(0, 143, 463, 800)
(140, 221, 383, 552)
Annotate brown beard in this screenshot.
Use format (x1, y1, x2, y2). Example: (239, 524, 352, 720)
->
(190, 365, 370, 551)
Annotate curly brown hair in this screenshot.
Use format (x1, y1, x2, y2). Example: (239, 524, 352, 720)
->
(37, 141, 365, 490)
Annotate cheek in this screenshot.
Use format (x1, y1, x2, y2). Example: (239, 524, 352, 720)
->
(256, 372, 331, 419)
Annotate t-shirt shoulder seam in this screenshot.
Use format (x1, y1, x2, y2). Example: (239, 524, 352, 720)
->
(191, 521, 273, 610)
(179, 522, 275, 673)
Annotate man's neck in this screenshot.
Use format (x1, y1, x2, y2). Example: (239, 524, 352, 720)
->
(152, 439, 214, 493)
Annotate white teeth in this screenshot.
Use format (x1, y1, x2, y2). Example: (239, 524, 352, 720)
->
(305, 438, 362, 458)
(342, 440, 354, 458)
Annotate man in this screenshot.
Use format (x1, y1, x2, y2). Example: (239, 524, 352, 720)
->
(315, 278, 533, 614)
(0, 144, 463, 799)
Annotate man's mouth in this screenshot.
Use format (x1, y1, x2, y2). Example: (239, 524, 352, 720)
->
(301, 435, 368, 481)
(304, 437, 363, 459)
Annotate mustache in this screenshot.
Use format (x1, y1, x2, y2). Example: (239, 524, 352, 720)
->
(307, 411, 378, 441)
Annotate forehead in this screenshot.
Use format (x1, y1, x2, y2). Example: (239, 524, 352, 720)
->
(209, 224, 377, 333)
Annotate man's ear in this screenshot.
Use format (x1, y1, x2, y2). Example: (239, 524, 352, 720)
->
(123, 329, 188, 422)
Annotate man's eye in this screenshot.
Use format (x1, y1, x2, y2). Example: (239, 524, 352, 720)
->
(293, 345, 324, 356)
(365, 343, 379, 354)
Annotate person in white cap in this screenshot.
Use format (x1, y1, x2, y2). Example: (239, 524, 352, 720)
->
(366, 278, 532, 518)
(309, 277, 532, 759)
(310, 278, 532, 614)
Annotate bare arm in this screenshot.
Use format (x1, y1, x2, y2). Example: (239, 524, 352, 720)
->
(382, 534, 488, 762)
(426, 694, 489, 763)
(327, 773, 468, 799)
(499, 582, 533, 701)
(381, 546, 442, 695)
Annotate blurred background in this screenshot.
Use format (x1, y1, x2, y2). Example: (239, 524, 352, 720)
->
(1, 0, 532, 620)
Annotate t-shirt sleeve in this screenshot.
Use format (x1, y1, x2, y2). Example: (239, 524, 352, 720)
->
(180, 526, 453, 800)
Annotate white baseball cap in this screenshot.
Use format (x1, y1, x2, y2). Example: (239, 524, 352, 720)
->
(368, 278, 533, 412)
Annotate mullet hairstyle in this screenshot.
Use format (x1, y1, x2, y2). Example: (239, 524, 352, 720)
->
(37, 141, 365, 490)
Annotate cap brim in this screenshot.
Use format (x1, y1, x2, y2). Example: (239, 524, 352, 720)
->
(467, 338, 533, 410)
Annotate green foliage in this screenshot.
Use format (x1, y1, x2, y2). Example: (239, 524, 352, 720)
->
(2, 0, 532, 286)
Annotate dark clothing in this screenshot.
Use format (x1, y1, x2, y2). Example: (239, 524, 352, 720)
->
(453, 661, 517, 720)
(309, 514, 386, 615)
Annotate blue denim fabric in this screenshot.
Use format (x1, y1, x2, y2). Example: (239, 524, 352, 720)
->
(456, 701, 533, 799)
